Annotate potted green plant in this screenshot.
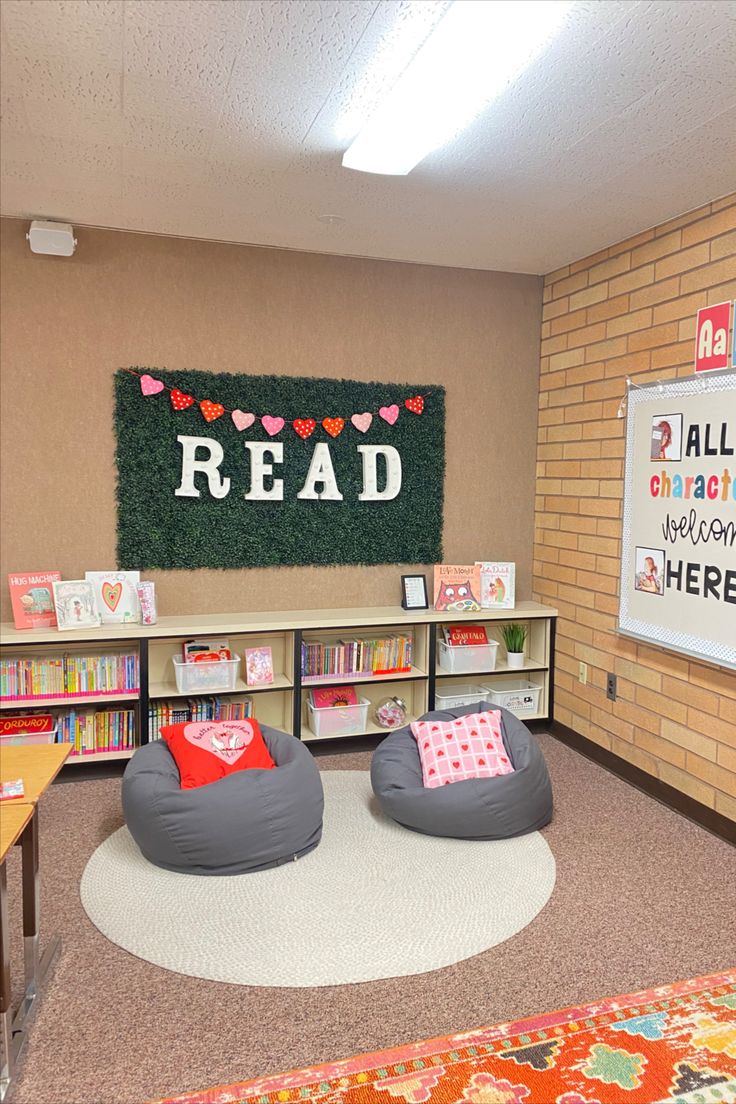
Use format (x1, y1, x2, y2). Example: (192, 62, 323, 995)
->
(501, 623, 527, 669)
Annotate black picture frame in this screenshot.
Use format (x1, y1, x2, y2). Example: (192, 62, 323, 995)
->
(401, 574, 429, 610)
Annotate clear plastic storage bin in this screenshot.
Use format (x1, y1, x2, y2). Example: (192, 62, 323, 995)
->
(437, 640, 498, 674)
(0, 727, 58, 746)
(482, 679, 542, 715)
(307, 698, 370, 738)
(172, 656, 240, 694)
(434, 685, 489, 710)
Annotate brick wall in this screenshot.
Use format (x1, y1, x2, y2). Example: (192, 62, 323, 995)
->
(533, 193, 736, 823)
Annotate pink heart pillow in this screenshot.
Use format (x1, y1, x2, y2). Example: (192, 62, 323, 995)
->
(161, 719, 275, 789)
(410, 710, 513, 788)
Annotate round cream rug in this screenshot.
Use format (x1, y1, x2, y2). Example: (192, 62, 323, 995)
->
(81, 770, 555, 987)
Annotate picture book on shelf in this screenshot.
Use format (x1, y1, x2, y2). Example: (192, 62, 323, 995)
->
(51, 579, 101, 630)
(85, 571, 140, 624)
(7, 571, 61, 630)
(309, 685, 359, 709)
(433, 565, 482, 612)
(245, 646, 274, 685)
(444, 624, 489, 647)
(476, 562, 515, 609)
(183, 639, 232, 663)
(0, 779, 25, 801)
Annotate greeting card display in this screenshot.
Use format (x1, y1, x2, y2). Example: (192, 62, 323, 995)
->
(476, 562, 515, 609)
(7, 571, 61, 629)
(432, 565, 482, 611)
(85, 571, 140, 624)
(245, 646, 274, 685)
(52, 580, 101, 630)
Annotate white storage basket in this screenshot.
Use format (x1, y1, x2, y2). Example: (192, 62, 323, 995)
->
(482, 679, 542, 715)
(437, 640, 498, 674)
(307, 698, 370, 738)
(434, 685, 488, 710)
(0, 727, 58, 747)
(172, 656, 240, 694)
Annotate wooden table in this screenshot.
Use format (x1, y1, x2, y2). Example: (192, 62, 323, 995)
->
(0, 743, 71, 1101)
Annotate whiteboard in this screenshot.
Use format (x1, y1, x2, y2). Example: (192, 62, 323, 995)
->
(618, 370, 736, 670)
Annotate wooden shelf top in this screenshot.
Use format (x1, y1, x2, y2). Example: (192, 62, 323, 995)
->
(0, 601, 557, 647)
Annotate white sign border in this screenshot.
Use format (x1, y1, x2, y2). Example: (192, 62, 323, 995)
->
(618, 369, 736, 671)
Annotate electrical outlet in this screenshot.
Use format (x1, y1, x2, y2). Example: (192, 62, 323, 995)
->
(579, 662, 588, 685)
(606, 672, 617, 701)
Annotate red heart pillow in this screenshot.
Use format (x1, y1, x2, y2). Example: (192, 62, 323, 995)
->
(160, 718, 275, 790)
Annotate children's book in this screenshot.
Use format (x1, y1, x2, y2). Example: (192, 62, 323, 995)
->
(310, 686, 359, 709)
(7, 572, 61, 629)
(444, 625, 489, 647)
(0, 713, 55, 738)
(51, 580, 101, 630)
(476, 562, 516, 609)
(183, 639, 232, 663)
(0, 779, 25, 801)
(85, 571, 140, 624)
(433, 565, 482, 612)
(245, 647, 274, 685)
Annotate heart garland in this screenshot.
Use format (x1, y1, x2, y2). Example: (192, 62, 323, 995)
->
(293, 418, 317, 440)
(170, 388, 195, 411)
(322, 417, 345, 438)
(405, 395, 424, 415)
(200, 399, 224, 423)
(232, 410, 256, 431)
(351, 412, 373, 433)
(261, 415, 285, 437)
(140, 374, 164, 396)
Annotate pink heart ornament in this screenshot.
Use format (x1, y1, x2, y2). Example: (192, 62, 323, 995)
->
(379, 404, 399, 426)
(261, 415, 285, 437)
(232, 410, 256, 432)
(140, 374, 164, 396)
(183, 721, 255, 764)
(351, 412, 373, 433)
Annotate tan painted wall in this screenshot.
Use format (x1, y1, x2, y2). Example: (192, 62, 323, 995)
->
(534, 193, 736, 822)
(0, 217, 542, 621)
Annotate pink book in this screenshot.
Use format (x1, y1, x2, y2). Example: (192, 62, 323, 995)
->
(310, 686, 359, 709)
(245, 647, 274, 686)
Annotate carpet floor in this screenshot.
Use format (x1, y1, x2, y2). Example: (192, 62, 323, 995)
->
(150, 970, 736, 1104)
(3, 734, 736, 1104)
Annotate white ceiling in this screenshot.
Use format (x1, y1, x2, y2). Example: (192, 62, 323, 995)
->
(1, 0, 735, 274)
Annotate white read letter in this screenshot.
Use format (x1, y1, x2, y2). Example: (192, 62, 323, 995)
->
(244, 443, 283, 500)
(358, 445, 402, 501)
(697, 319, 713, 359)
(175, 435, 230, 499)
(297, 442, 343, 500)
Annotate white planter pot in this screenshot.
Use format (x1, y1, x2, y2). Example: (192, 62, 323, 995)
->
(506, 651, 525, 670)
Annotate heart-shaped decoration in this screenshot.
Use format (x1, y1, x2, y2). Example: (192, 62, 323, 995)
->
(486, 743, 493, 749)
(444, 780, 451, 785)
(293, 418, 317, 440)
(101, 581, 122, 612)
(200, 399, 224, 423)
(431, 725, 439, 731)
(379, 404, 399, 426)
(232, 410, 255, 432)
(445, 732, 453, 740)
(184, 720, 255, 764)
(461, 744, 469, 752)
(452, 761, 460, 769)
(470, 730, 478, 736)
(429, 768, 436, 776)
(322, 417, 345, 438)
(478, 758, 486, 766)
(479, 717, 487, 724)
(437, 749, 445, 757)
(423, 741, 429, 749)
(351, 412, 372, 434)
(454, 719, 463, 725)
(261, 415, 285, 437)
(405, 395, 424, 415)
(170, 388, 194, 411)
(140, 373, 164, 396)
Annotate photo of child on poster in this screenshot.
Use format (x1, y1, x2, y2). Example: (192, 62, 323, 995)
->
(634, 546, 665, 596)
(649, 413, 683, 461)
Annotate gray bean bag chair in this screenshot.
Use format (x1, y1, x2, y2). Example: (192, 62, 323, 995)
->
(370, 702, 552, 840)
(122, 726, 324, 875)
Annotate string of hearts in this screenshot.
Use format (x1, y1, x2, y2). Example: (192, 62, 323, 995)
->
(129, 368, 428, 439)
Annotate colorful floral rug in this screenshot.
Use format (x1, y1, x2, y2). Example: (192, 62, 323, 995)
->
(152, 970, 736, 1104)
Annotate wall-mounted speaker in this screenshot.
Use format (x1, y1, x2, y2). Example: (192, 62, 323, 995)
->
(26, 220, 77, 256)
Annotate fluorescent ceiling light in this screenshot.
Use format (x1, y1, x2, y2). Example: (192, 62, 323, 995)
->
(342, 0, 571, 176)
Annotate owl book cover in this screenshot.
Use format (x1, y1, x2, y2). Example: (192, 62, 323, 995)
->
(432, 565, 482, 612)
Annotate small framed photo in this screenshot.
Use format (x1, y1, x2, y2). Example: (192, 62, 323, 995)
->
(401, 574, 429, 611)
